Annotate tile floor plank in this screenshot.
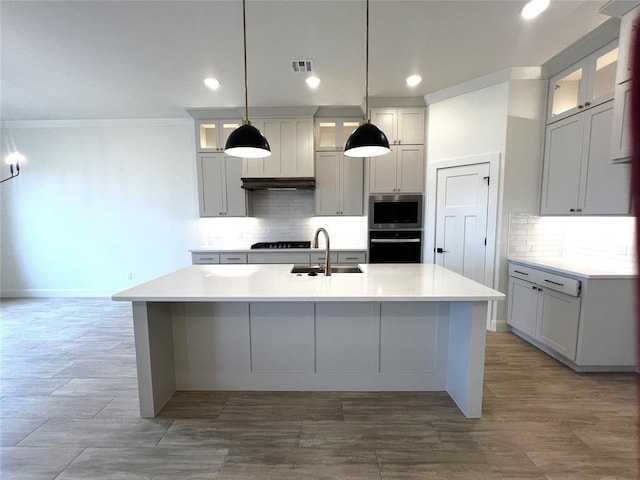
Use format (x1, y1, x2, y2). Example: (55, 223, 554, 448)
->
(0, 297, 637, 479)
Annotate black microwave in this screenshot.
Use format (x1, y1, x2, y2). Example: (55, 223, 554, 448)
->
(369, 194, 423, 230)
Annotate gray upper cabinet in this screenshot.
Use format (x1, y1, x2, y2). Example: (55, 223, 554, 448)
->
(242, 118, 314, 178)
(195, 119, 241, 153)
(547, 41, 618, 124)
(610, 5, 639, 162)
(315, 118, 362, 152)
(315, 151, 364, 216)
(541, 101, 630, 215)
(197, 153, 247, 217)
(369, 107, 425, 145)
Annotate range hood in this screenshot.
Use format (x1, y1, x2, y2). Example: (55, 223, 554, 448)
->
(241, 177, 315, 190)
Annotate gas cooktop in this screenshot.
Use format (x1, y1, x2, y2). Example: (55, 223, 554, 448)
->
(251, 241, 311, 249)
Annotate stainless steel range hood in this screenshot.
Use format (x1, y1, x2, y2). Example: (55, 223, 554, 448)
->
(241, 177, 315, 190)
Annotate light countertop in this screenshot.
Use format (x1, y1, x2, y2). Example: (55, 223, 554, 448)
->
(508, 256, 636, 279)
(112, 263, 504, 303)
(189, 246, 367, 253)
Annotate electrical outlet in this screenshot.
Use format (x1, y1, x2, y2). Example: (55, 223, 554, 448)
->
(127, 272, 133, 280)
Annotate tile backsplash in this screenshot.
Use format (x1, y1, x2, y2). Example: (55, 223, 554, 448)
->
(508, 212, 635, 260)
(197, 190, 368, 248)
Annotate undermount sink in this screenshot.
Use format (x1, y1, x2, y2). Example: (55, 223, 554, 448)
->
(291, 265, 362, 275)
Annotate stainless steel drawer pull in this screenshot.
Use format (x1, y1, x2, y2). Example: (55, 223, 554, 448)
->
(344, 257, 359, 260)
(544, 279, 564, 286)
(200, 257, 214, 261)
(514, 270, 529, 275)
(227, 257, 241, 261)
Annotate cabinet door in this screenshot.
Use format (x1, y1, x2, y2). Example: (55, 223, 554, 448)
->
(315, 152, 341, 215)
(586, 42, 618, 109)
(507, 277, 540, 338)
(548, 64, 587, 123)
(197, 154, 225, 217)
(397, 108, 425, 145)
(223, 156, 247, 217)
(242, 119, 313, 178)
(316, 119, 361, 151)
(340, 155, 364, 215)
(610, 81, 631, 162)
(541, 115, 584, 214)
(196, 120, 241, 153)
(617, 6, 639, 84)
(580, 102, 630, 215)
(396, 145, 424, 193)
(537, 288, 581, 361)
(369, 151, 399, 193)
(370, 109, 397, 143)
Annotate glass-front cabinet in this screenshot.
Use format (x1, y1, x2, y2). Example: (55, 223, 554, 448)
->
(196, 119, 241, 152)
(548, 41, 618, 123)
(315, 118, 361, 151)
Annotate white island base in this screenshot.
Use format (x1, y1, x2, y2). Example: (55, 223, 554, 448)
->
(131, 299, 489, 418)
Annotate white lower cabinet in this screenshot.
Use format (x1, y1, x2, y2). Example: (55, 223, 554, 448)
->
(192, 250, 367, 265)
(537, 286, 581, 361)
(508, 275, 580, 361)
(507, 261, 635, 371)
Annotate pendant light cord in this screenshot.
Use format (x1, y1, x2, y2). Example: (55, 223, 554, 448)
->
(365, 0, 370, 123)
(242, 0, 249, 125)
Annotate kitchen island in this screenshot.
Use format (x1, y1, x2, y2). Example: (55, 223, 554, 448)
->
(112, 264, 504, 418)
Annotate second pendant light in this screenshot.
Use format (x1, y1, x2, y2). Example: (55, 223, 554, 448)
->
(344, 0, 391, 158)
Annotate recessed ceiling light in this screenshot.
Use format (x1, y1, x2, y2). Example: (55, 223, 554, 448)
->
(521, 0, 550, 19)
(5, 152, 25, 165)
(406, 75, 422, 87)
(306, 76, 321, 89)
(203, 77, 220, 90)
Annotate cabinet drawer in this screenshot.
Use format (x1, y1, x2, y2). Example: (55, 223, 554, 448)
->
(538, 271, 580, 297)
(310, 252, 338, 265)
(220, 253, 248, 264)
(192, 253, 220, 264)
(508, 263, 539, 282)
(248, 252, 310, 264)
(337, 252, 366, 264)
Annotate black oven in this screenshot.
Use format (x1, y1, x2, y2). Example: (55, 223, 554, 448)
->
(369, 230, 422, 263)
(369, 194, 423, 230)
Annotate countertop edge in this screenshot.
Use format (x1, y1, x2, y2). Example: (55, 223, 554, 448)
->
(508, 256, 636, 279)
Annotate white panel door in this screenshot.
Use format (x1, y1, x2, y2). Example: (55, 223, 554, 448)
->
(435, 163, 490, 285)
(315, 152, 341, 215)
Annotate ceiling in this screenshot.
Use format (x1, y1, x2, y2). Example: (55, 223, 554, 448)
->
(1, 0, 613, 121)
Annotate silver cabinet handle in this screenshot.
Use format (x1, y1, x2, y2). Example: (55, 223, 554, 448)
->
(544, 279, 564, 286)
(371, 238, 420, 244)
(513, 270, 529, 276)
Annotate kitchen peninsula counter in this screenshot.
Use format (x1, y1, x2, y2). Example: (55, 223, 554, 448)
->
(113, 264, 504, 419)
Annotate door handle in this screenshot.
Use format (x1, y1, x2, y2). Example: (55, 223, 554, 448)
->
(435, 247, 449, 253)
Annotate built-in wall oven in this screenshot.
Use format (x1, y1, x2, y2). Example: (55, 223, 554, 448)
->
(368, 194, 423, 264)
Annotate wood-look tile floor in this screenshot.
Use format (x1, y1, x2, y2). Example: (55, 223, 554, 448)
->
(0, 297, 637, 479)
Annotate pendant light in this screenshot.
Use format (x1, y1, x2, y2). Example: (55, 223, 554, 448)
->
(224, 0, 271, 159)
(344, 0, 390, 158)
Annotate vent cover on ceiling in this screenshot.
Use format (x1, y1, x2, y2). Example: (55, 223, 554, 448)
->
(291, 59, 315, 73)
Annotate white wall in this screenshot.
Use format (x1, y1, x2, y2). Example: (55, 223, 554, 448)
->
(427, 82, 509, 162)
(426, 78, 545, 329)
(0, 119, 368, 297)
(0, 120, 201, 296)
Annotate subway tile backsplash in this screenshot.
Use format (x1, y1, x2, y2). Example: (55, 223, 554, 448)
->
(199, 190, 368, 249)
(508, 212, 635, 260)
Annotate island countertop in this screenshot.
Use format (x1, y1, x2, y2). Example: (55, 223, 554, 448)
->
(112, 263, 504, 303)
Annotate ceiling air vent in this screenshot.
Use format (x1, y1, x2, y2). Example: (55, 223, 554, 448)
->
(291, 59, 315, 73)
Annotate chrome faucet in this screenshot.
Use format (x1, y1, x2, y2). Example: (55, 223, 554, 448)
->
(313, 227, 331, 276)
